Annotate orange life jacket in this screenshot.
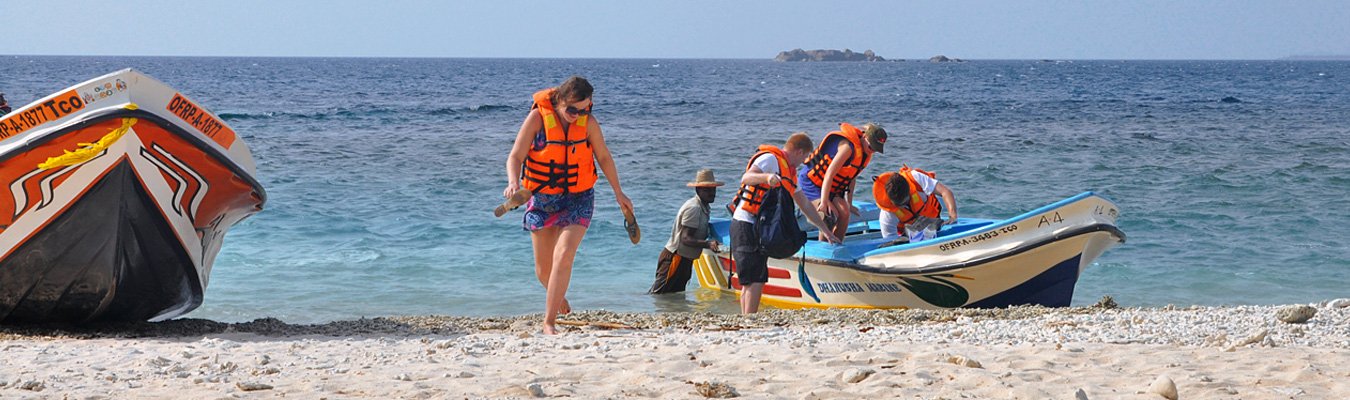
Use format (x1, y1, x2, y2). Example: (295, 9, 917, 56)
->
(804, 123, 872, 199)
(873, 165, 941, 228)
(731, 145, 798, 216)
(522, 88, 597, 195)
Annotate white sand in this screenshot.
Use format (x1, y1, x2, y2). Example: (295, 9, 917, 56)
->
(2, 304, 1347, 399)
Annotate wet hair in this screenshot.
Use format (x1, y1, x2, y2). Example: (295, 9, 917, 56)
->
(552, 76, 593, 105)
(885, 172, 910, 204)
(785, 132, 813, 153)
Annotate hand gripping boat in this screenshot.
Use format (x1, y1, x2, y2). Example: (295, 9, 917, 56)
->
(0, 69, 265, 323)
(694, 192, 1124, 309)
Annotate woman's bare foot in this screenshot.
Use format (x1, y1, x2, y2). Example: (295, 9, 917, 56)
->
(560, 298, 571, 315)
(542, 323, 558, 335)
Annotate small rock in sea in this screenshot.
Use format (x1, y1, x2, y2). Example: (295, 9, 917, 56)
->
(1148, 375, 1178, 400)
(691, 381, 739, 398)
(1326, 298, 1350, 308)
(1275, 305, 1317, 323)
(841, 368, 876, 383)
(526, 383, 546, 397)
(1220, 96, 1242, 103)
(236, 382, 273, 391)
(943, 354, 983, 368)
(1074, 388, 1090, 400)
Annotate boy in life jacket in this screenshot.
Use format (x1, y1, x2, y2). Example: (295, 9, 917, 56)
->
(797, 123, 886, 242)
(0, 92, 11, 117)
(873, 166, 960, 241)
(729, 133, 840, 313)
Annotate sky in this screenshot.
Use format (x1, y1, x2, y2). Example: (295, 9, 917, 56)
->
(3, 0, 1348, 60)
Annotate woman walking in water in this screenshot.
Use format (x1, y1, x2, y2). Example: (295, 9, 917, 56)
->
(503, 76, 633, 335)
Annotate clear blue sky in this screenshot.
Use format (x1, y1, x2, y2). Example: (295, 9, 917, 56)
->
(4, 0, 1347, 59)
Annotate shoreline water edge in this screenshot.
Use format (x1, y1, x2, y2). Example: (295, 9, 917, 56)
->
(3, 301, 1347, 398)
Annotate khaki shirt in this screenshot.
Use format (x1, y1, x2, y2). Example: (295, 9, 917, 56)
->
(665, 196, 711, 258)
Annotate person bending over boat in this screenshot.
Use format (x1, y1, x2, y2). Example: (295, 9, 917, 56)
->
(873, 165, 959, 241)
(730, 133, 840, 313)
(503, 76, 634, 335)
(649, 169, 724, 294)
(0, 92, 11, 116)
(797, 123, 887, 242)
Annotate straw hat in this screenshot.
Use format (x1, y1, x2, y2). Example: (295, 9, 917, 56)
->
(687, 169, 725, 187)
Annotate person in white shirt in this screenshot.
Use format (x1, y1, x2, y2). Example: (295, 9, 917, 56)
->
(728, 133, 839, 313)
(874, 166, 959, 241)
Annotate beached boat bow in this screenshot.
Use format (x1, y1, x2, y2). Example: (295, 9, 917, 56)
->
(694, 192, 1123, 309)
(0, 69, 265, 323)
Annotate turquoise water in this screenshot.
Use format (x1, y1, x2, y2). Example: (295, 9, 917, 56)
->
(2, 57, 1347, 322)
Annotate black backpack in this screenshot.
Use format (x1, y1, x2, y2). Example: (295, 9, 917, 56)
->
(755, 186, 807, 258)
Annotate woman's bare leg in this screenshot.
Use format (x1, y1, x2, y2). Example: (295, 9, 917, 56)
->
(541, 224, 588, 334)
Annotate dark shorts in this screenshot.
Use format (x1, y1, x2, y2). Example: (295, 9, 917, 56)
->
(648, 248, 696, 294)
(730, 220, 769, 284)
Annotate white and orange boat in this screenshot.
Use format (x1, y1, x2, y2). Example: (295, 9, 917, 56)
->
(694, 192, 1124, 309)
(0, 69, 265, 323)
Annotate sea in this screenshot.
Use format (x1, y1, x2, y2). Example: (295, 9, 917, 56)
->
(2, 56, 1347, 323)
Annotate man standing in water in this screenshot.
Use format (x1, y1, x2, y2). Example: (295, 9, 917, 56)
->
(649, 169, 724, 294)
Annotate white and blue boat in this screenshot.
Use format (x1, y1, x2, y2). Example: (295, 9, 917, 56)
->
(693, 192, 1124, 309)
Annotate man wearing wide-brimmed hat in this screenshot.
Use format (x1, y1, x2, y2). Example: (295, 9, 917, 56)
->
(649, 169, 725, 294)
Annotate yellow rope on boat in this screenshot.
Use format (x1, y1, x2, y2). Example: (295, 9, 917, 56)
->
(38, 104, 141, 170)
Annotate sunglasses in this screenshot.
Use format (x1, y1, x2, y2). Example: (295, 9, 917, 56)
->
(564, 105, 590, 116)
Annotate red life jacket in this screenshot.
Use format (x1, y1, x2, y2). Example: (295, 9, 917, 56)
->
(873, 165, 941, 228)
(732, 145, 797, 216)
(804, 123, 872, 199)
(522, 88, 596, 194)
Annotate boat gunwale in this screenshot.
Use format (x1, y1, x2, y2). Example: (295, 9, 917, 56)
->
(772, 223, 1125, 275)
(0, 108, 268, 204)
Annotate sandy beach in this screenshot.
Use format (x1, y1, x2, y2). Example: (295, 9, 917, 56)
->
(2, 301, 1347, 399)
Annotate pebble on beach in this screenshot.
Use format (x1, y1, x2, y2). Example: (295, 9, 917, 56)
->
(236, 382, 273, 391)
(841, 368, 876, 383)
(1276, 305, 1317, 324)
(943, 354, 983, 368)
(1148, 375, 1178, 400)
(692, 381, 739, 398)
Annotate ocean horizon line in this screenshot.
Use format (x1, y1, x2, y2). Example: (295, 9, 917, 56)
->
(2, 54, 1340, 62)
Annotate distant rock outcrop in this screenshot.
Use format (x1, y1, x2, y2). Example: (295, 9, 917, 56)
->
(928, 55, 964, 63)
(775, 49, 887, 62)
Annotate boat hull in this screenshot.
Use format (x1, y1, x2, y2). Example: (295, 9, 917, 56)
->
(0, 70, 264, 323)
(694, 193, 1124, 309)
